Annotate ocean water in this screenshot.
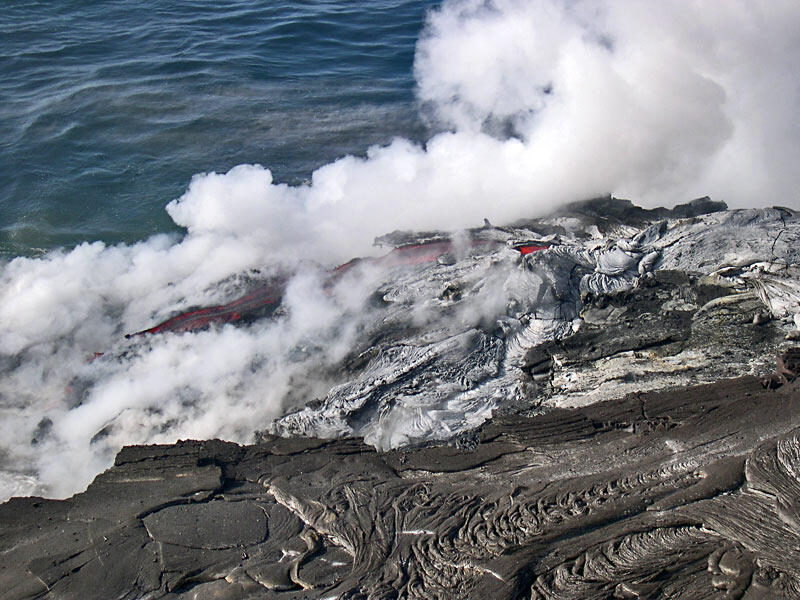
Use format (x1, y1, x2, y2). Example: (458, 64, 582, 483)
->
(1, 0, 799, 502)
(0, 0, 436, 257)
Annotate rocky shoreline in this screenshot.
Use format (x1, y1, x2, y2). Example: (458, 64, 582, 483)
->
(3, 198, 800, 599)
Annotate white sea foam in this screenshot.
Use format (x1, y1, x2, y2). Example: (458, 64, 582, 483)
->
(2, 0, 800, 501)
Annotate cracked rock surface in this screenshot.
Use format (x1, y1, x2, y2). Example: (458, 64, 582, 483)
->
(2, 373, 800, 599)
(271, 198, 800, 446)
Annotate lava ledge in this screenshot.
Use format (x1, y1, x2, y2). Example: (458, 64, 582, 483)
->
(2, 367, 799, 599)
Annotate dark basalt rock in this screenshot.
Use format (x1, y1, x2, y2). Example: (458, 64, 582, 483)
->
(565, 194, 726, 222)
(2, 375, 800, 599)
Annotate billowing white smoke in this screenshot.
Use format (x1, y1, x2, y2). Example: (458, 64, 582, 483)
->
(1, 0, 799, 501)
(0, 258, 377, 499)
(415, 0, 800, 207)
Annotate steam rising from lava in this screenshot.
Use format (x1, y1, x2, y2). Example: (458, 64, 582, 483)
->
(2, 0, 800, 500)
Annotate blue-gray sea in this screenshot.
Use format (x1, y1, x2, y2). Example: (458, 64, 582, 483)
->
(0, 1, 437, 258)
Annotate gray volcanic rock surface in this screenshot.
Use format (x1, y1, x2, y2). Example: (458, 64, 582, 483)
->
(2, 373, 800, 599)
(3, 198, 800, 599)
(271, 198, 800, 447)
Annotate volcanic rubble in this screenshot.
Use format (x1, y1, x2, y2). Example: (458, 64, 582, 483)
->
(3, 197, 800, 599)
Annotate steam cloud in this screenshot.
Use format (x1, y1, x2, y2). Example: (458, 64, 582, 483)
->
(2, 0, 799, 500)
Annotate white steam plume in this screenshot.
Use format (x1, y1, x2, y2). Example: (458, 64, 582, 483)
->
(2, 0, 800, 500)
(415, 0, 800, 208)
